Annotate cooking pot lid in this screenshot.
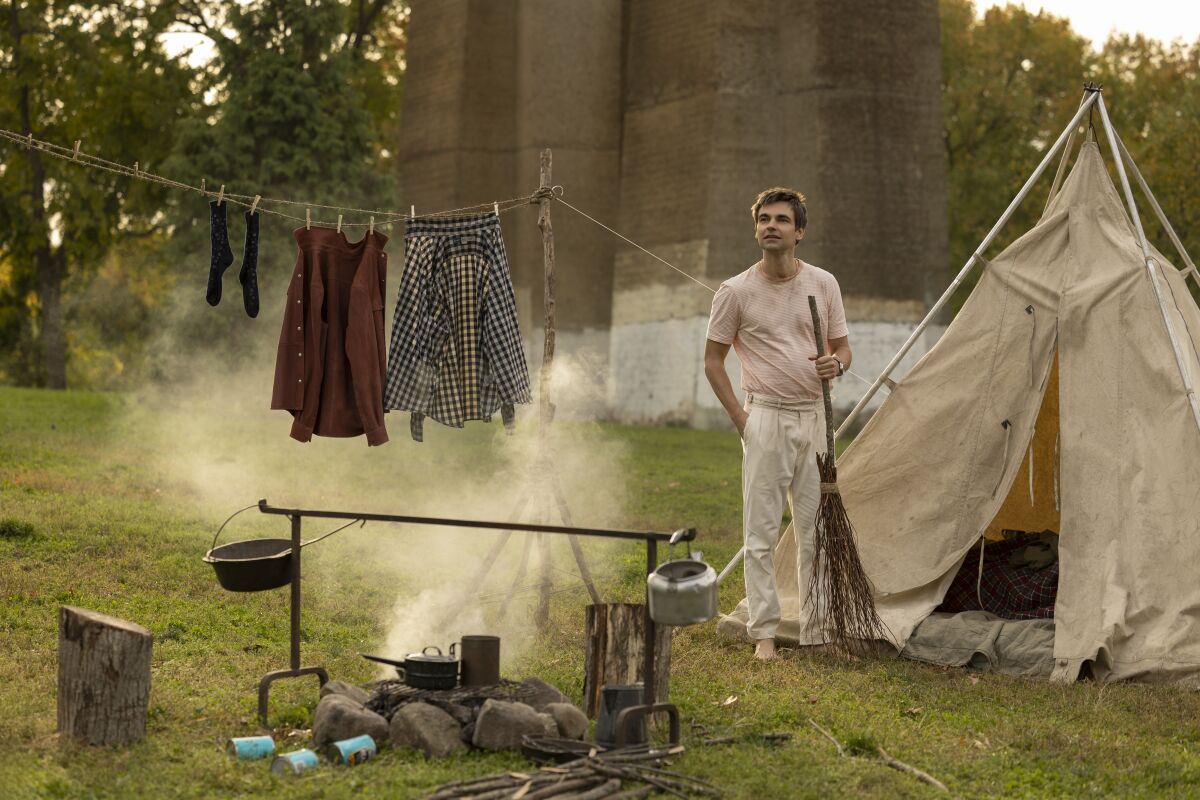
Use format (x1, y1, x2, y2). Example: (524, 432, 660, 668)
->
(406, 645, 457, 663)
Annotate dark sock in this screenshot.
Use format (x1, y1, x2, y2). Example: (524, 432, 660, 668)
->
(238, 210, 260, 318)
(206, 201, 234, 306)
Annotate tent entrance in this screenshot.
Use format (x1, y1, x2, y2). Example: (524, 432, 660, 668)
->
(935, 354, 1063, 621)
(986, 352, 1062, 539)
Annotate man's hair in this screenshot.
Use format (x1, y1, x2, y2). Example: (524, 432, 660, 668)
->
(751, 187, 808, 230)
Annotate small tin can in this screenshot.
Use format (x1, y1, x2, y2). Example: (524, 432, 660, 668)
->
(271, 749, 319, 776)
(227, 735, 276, 760)
(325, 734, 377, 766)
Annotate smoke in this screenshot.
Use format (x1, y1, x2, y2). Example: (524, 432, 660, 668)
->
(128, 284, 630, 675)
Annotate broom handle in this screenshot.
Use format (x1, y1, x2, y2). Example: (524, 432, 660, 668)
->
(808, 295, 836, 463)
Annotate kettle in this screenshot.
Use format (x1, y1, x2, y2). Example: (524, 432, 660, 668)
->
(647, 529, 718, 626)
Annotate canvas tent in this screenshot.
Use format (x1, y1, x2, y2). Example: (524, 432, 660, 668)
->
(719, 90, 1200, 685)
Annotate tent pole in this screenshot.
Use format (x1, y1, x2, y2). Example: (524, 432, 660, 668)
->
(835, 90, 1101, 440)
(1043, 92, 1090, 216)
(1095, 93, 1200, 435)
(1110, 130, 1199, 276)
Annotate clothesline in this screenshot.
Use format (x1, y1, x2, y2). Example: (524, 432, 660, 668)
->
(1, 126, 877, 390)
(0, 128, 533, 226)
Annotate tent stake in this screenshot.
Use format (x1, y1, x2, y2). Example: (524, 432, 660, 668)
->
(835, 90, 1100, 441)
(1095, 93, 1200, 435)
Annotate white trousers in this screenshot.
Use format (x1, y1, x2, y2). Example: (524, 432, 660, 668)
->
(741, 393, 826, 641)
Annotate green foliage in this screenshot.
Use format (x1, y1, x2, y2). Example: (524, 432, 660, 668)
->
(1093, 35, 1200, 274)
(939, 1, 1093, 305)
(0, 3, 193, 386)
(0, 518, 38, 540)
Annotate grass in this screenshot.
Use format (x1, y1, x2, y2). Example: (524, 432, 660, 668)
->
(1, 385, 1199, 798)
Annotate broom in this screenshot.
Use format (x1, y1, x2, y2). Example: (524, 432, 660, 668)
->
(805, 295, 887, 653)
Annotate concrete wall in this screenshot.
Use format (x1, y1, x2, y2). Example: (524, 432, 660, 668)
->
(399, 0, 949, 428)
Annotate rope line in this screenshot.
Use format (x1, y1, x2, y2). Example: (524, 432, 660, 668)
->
(552, 191, 717, 293)
(0, 127, 535, 227)
(4, 127, 804, 315)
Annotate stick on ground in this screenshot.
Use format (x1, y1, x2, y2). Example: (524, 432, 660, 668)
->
(877, 747, 949, 793)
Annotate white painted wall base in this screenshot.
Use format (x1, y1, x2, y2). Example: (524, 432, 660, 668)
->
(520, 317, 946, 430)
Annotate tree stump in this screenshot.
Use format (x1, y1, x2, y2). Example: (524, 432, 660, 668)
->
(58, 606, 153, 746)
(582, 603, 670, 719)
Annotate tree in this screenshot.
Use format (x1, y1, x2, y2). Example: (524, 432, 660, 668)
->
(939, 0, 1095, 303)
(153, 0, 406, 375)
(0, 2, 192, 387)
(1092, 35, 1200, 271)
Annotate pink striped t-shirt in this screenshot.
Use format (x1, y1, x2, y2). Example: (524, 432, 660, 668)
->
(706, 260, 848, 400)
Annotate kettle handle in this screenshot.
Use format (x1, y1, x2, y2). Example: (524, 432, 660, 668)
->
(449, 642, 458, 659)
(667, 528, 695, 561)
(422, 646, 443, 656)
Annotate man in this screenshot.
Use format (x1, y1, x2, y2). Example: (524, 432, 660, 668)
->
(704, 187, 851, 661)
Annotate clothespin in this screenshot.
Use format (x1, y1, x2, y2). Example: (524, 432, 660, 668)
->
(201, 178, 206, 195)
(217, 185, 225, 206)
(337, 214, 343, 234)
(306, 208, 311, 230)
(369, 216, 375, 235)
(250, 195, 261, 215)
(494, 201, 500, 217)
(410, 205, 415, 220)
(133, 161, 139, 177)
(72, 140, 81, 161)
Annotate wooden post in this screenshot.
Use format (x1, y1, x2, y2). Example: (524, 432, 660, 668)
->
(537, 148, 557, 431)
(58, 606, 153, 745)
(582, 603, 671, 719)
(534, 149, 557, 628)
(534, 149, 601, 617)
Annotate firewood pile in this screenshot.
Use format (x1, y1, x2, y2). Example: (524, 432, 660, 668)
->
(424, 744, 723, 799)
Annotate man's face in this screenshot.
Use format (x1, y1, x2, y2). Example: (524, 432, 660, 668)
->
(755, 201, 804, 253)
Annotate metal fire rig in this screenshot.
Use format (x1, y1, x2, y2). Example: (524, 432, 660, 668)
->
(252, 498, 696, 745)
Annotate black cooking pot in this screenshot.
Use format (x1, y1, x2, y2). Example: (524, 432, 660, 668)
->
(362, 646, 459, 690)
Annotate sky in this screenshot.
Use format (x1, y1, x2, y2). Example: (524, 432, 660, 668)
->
(159, 2, 1200, 65)
(978, 0, 1200, 49)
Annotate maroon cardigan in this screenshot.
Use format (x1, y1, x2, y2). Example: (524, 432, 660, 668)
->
(271, 227, 389, 445)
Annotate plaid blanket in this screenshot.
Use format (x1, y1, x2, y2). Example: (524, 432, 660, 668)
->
(937, 534, 1058, 620)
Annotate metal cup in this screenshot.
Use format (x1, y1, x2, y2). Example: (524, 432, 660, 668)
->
(457, 635, 500, 687)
